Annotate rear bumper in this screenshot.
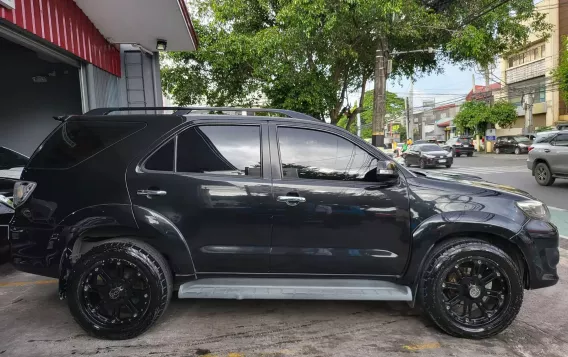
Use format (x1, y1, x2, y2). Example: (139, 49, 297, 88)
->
(516, 219, 560, 290)
(454, 147, 474, 154)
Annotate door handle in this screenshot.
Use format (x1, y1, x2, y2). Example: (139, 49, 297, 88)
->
(277, 195, 306, 206)
(137, 189, 167, 198)
(544, 149, 550, 153)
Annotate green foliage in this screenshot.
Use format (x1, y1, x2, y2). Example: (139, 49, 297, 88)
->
(552, 36, 568, 114)
(337, 91, 405, 139)
(162, 0, 550, 124)
(454, 100, 517, 133)
(535, 125, 555, 132)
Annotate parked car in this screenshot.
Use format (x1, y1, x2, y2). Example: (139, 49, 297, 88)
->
(442, 136, 475, 157)
(494, 136, 533, 155)
(557, 123, 568, 131)
(11, 107, 558, 340)
(527, 131, 568, 186)
(403, 143, 453, 168)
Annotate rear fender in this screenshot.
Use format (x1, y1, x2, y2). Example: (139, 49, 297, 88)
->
(56, 204, 195, 298)
(404, 211, 525, 289)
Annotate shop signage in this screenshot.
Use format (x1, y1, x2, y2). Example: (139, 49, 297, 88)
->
(0, 0, 15, 10)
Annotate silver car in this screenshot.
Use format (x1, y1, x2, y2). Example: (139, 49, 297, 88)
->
(527, 131, 568, 186)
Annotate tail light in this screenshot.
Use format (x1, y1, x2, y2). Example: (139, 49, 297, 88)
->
(454, 143, 462, 146)
(13, 181, 36, 207)
(528, 146, 534, 152)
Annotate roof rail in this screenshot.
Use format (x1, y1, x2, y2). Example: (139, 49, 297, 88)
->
(85, 107, 319, 121)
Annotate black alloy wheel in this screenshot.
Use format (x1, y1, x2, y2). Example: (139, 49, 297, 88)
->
(535, 162, 555, 186)
(68, 239, 172, 340)
(421, 238, 523, 339)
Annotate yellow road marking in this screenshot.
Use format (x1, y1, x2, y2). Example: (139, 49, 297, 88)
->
(403, 342, 441, 351)
(0, 280, 57, 287)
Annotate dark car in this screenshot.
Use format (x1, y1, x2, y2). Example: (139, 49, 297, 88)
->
(403, 144, 453, 168)
(0, 195, 13, 264)
(442, 136, 475, 157)
(11, 107, 559, 340)
(494, 136, 533, 155)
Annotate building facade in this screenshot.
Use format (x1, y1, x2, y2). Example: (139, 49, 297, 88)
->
(497, 0, 566, 136)
(0, 0, 198, 154)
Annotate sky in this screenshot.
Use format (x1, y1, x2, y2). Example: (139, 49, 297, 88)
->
(347, 62, 498, 112)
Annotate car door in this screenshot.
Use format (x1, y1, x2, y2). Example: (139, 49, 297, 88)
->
(127, 121, 273, 274)
(268, 124, 411, 276)
(550, 133, 568, 174)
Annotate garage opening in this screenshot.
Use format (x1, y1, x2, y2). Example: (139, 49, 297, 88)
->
(0, 36, 83, 156)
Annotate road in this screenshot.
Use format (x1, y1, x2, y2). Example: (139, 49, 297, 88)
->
(420, 153, 568, 236)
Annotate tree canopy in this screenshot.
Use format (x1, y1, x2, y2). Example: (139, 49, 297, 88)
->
(552, 36, 568, 114)
(337, 90, 405, 139)
(454, 100, 517, 134)
(162, 0, 550, 125)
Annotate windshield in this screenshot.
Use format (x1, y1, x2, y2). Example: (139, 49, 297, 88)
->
(419, 144, 442, 152)
(513, 136, 531, 142)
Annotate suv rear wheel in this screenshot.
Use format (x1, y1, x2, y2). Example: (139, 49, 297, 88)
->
(67, 239, 172, 340)
(535, 162, 555, 186)
(421, 238, 523, 339)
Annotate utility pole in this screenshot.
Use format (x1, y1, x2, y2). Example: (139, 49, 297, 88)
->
(356, 110, 362, 138)
(405, 97, 410, 141)
(372, 38, 387, 148)
(409, 81, 414, 140)
(523, 92, 534, 134)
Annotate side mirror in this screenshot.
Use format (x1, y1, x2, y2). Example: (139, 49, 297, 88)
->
(376, 160, 399, 183)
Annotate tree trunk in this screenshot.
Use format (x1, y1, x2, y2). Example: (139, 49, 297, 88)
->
(345, 72, 368, 131)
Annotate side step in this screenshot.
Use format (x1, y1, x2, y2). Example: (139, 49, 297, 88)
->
(178, 278, 412, 301)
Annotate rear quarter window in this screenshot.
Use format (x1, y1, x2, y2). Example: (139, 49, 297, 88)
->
(29, 120, 146, 169)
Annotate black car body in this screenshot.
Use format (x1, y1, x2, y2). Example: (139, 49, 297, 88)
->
(10, 107, 559, 340)
(442, 136, 475, 157)
(494, 136, 533, 154)
(403, 144, 453, 168)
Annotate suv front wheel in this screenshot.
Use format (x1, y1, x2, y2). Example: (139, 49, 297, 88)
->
(421, 238, 523, 339)
(67, 239, 173, 340)
(534, 162, 555, 186)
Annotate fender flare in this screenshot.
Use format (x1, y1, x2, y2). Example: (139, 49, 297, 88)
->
(403, 211, 526, 290)
(56, 204, 195, 297)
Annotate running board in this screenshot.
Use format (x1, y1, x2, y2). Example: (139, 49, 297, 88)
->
(178, 278, 412, 301)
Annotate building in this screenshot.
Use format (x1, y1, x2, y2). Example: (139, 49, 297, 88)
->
(433, 103, 461, 140)
(0, 0, 198, 155)
(496, 0, 567, 136)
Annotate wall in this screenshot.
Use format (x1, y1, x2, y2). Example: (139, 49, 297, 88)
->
(496, 114, 547, 136)
(0, 37, 81, 155)
(118, 45, 162, 109)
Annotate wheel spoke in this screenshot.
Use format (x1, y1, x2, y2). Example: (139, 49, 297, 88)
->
(447, 295, 461, 307)
(97, 267, 113, 283)
(481, 272, 497, 285)
(486, 289, 502, 298)
(125, 299, 139, 316)
(445, 282, 460, 291)
(476, 302, 488, 317)
(471, 261, 480, 277)
(116, 262, 125, 279)
(463, 301, 473, 318)
(454, 267, 463, 279)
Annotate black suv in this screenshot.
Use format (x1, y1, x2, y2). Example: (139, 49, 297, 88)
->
(10, 107, 559, 340)
(443, 136, 475, 157)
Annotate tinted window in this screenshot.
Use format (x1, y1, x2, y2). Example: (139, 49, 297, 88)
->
(514, 136, 531, 143)
(177, 125, 261, 177)
(457, 138, 472, 144)
(535, 132, 557, 143)
(145, 139, 175, 171)
(553, 133, 568, 147)
(30, 121, 145, 169)
(0, 147, 28, 170)
(418, 144, 441, 152)
(278, 127, 377, 181)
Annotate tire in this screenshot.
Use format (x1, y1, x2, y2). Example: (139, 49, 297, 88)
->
(445, 164, 452, 168)
(514, 148, 520, 155)
(495, 148, 500, 154)
(467, 152, 473, 157)
(456, 153, 461, 157)
(67, 239, 173, 340)
(420, 238, 523, 339)
(404, 159, 411, 167)
(420, 158, 426, 169)
(534, 162, 556, 186)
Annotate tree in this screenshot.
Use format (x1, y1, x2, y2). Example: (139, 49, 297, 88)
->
(454, 100, 517, 134)
(552, 36, 568, 114)
(337, 91, 404, 139)
(162, 0, 551, 126)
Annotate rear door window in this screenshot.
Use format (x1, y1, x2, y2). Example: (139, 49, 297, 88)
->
(144, 139, 175, 172)
(29, 121, 146, 169)
(176, 125, 262, 177)
(553, 133, 568, 147)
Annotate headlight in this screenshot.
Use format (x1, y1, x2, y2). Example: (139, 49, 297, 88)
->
(516, 200, 550, 221)
(424, 154, 435, 158)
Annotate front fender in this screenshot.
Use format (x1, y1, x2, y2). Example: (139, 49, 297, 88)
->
(403, 211, 524, 286)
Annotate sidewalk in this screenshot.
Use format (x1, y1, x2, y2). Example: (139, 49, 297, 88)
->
(550, 207, 568, 238)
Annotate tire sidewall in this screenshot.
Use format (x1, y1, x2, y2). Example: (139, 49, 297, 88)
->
(422, 244, 523, 338)
(535, 163, 553, 186)
(67, 244, 168, 339)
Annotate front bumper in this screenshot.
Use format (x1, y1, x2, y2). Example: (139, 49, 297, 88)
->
(425, 157, 453, 166)
(527, 159, 534, 174)
(516, 219, 560, 289)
